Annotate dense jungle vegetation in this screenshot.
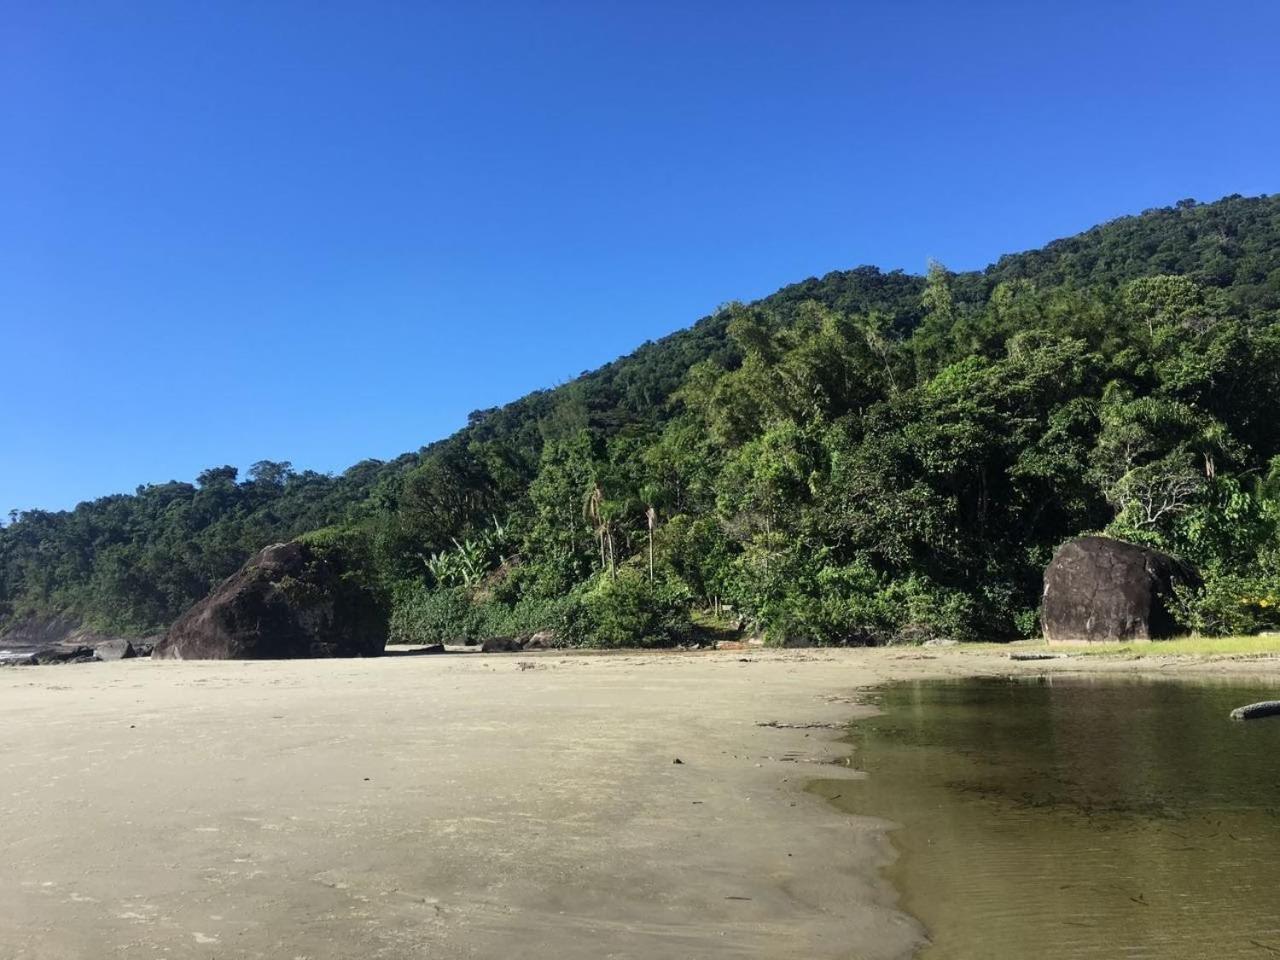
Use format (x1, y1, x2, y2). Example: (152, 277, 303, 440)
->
(5, 193, 1280, 645)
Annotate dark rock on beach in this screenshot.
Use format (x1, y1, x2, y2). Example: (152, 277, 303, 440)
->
(480, 636, 525, 653)
(31, 645, 99, 665)
(522, 630, 557, 650)
(0, 616, 157, 665)
(1042, 536, 1200, 643)
(94, 638, 136, 661)
(1, 644, 108, 666)
(152, 540, 386, 660)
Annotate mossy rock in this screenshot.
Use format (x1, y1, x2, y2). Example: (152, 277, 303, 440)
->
(153, 541, 387, 660)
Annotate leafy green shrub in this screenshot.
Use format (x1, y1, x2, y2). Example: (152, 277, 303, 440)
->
(389, 585, 477, 644)
(885, 578, 980, 643)
(294, 525, 391, 638)
(389, 582, 580, 645)
(1171, 562, 1280, 636)
(747, 561, 988, 646)
(299, 525, 393, 601)
(474, 593, 578, 643)
(562, 569, 693, 648)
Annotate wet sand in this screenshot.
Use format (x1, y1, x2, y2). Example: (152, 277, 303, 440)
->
(2, 647, 1278, 960)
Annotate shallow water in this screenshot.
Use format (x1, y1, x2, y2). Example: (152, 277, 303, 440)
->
(814, 676, 1280, 959)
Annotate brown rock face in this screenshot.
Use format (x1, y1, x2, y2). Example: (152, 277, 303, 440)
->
(1042, 536, 1200, 643)
(153, 541, 386, 660)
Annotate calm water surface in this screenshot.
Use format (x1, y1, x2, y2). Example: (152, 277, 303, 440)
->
(814, 677, 1280, 959)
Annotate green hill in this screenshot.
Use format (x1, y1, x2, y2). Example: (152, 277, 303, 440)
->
(5, 192, 1280, 644)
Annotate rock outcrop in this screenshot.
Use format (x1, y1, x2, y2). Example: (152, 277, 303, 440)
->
(1042, 536, 1199, 643)
(152, 541, 386, 660)
(0, 617, 161, 665)
(0, 645, 99, 666)
(0, 616, 152, 659)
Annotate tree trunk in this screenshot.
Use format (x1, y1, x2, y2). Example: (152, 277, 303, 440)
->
(646, 505, 657, 583)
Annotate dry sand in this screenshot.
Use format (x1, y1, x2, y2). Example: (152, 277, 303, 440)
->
(3, 646, 1278, 960)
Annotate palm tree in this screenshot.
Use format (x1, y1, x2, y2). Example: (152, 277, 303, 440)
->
(584, 483, 608, 573)
(645, 505, 657, 582)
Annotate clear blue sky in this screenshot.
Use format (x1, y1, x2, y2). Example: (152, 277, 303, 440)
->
(3, 1, 1279, 516)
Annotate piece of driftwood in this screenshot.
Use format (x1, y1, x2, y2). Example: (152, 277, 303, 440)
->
(1229, 701, 1280, 721)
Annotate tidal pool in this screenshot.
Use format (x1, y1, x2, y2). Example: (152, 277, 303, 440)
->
(813, 676, 1280, 959)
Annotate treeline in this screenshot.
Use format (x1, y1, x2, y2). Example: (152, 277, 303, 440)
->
(0, 459, 414, 634)
(5, 193, 1280, 643)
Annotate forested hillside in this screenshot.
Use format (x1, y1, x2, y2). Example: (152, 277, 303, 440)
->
(5, 193, 1280, 644)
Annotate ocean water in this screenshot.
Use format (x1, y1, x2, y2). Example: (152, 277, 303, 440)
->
(815, 676, 1280, 959)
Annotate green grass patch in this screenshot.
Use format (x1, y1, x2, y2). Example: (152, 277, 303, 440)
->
(949, 636, 1280, 657)
(1040, 635, 1280, 657)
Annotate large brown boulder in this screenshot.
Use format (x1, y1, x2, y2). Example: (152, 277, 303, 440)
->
(153, 541, 386, 660)
(1042, 536, 1200, 643)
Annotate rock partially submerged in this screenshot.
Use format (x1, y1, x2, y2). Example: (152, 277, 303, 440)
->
(153, 541, 386, 660)
(1230, 701, 1280, 721)
(1042, 536, 1200, 643)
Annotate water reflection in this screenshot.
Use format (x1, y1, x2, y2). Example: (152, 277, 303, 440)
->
(814, 677, 1280, 959)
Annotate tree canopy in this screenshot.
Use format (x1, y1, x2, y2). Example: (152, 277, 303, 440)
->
(6, 193, 1280, 643)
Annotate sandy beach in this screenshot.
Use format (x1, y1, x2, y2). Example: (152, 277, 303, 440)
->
(3, 647, 1279, 960)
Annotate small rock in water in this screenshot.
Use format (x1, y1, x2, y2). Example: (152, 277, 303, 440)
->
(672, 758, 684, 765)
(1229, 701, 1280, 721)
